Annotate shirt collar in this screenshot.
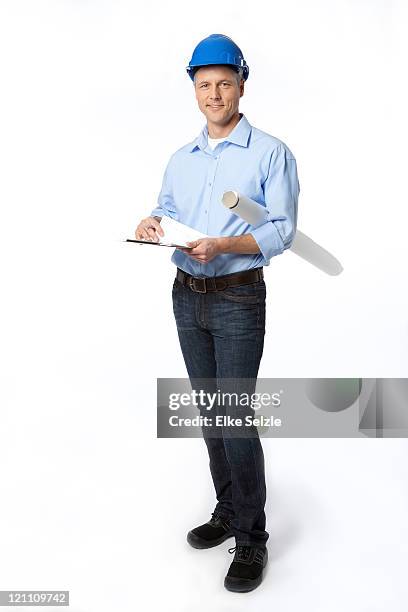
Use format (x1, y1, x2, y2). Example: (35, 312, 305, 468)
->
(188, 113, 252, 153)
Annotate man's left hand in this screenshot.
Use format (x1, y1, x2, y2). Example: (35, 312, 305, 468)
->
(179, 238, 221, 263)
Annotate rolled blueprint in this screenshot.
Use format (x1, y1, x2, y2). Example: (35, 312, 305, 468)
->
(222, 191, 343, 276)
(222, 191, 267, 228)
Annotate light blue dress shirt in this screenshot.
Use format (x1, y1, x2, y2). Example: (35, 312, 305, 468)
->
(150, 113, 299, 278)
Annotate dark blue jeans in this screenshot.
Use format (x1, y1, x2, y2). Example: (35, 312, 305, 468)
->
(172, 270, 269, 547)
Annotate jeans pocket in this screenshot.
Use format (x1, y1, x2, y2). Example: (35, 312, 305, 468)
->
(221, 281, 266, 304)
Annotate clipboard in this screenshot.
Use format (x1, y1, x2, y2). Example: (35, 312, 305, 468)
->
(125, 239, 192, 249)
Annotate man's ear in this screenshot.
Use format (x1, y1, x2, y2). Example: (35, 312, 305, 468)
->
(240, 80, 245, 97)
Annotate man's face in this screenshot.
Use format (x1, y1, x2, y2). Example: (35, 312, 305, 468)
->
(194, 65, 244, 126)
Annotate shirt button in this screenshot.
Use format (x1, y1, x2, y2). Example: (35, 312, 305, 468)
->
(209, 182, 212, 186)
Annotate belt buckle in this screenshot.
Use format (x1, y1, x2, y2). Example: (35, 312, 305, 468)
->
(190, 277, 207, 293)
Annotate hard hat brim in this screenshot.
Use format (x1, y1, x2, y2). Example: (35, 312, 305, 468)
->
(186, 62, 249, 81)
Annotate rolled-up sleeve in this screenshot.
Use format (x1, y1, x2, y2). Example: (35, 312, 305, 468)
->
(149, 156, 177, 219)
(250, 144, 300, 262)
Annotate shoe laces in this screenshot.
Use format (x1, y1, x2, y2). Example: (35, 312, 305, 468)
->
(210, 511, 221, 524)
(228, 545, 252, 561)
(210, 510, 228, 524)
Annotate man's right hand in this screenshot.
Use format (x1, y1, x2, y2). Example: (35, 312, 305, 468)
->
(135, 216, 164, 242)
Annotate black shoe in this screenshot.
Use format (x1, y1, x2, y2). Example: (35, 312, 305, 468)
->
(187, 512, 234, 549)
(224, 545, 268, 593)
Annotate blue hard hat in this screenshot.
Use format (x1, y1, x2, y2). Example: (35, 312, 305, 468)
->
(186, 34, 249, 82)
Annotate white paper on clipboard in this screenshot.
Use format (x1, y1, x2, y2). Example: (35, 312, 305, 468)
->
(159, 216, 208, 246)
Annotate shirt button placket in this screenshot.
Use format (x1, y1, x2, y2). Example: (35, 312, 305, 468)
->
(206, 154, 219, 232)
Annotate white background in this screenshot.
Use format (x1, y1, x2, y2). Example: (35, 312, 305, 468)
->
(0, 0, 407, 610)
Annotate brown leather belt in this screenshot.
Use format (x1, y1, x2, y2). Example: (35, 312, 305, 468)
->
(176, 267, 263, 294)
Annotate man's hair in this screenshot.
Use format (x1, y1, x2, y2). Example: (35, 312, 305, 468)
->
(193, 65, 244, 86)
(233, 66, 244, 84)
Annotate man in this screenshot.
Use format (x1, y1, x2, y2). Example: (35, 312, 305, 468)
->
(135, 33, 299, 593)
